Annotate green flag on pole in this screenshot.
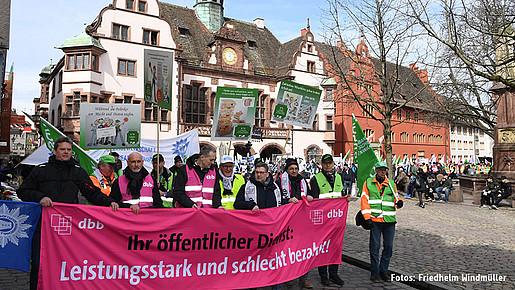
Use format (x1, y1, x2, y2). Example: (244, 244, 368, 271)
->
(40, 118, 98, 175)
(352, 114, 379, 197)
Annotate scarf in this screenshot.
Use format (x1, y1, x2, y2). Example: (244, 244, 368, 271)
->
(124, 167, 149, 199)
(288, 174, 303, 196)
(219, 169, 235, 190)
(322, 170, 335, 184)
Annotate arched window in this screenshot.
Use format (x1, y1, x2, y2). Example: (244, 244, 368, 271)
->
(306, 146, 321, 163)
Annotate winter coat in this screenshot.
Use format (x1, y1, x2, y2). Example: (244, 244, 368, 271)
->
(18, 155, 114, 206)
(235, 172, 281, 210)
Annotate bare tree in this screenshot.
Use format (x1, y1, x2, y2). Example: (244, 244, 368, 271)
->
(409, 0, 515, 137)
(321, 0, 436, 175)
(410, 0, 515, 88)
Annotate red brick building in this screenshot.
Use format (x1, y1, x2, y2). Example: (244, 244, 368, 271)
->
(330, 41, 450, 161)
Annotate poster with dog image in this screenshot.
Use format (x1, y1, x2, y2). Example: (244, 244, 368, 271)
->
(211, 87, 258, 141)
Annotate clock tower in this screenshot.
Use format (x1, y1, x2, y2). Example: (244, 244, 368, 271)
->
(194, 0, 225, 32)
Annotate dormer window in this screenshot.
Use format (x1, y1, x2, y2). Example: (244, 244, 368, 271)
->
(248, 40, 256, 48)
(179, 27, 190, 36)
(307, 44, 313, 52)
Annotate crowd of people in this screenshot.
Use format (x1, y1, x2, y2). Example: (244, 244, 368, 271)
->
(5, 138, 512, 288)
(16, 137, 354, 289)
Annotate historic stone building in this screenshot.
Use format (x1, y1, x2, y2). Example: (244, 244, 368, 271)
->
(34, 0, 452, 163)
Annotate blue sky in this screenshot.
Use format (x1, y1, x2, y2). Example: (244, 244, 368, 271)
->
(6, 0, 327, 114)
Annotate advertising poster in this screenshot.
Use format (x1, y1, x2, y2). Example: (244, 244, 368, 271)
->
(144, 49, 173, 110)
(272, 80, 322, 128)
(211, 87, 258, 141)
(80, 103, 141, 150)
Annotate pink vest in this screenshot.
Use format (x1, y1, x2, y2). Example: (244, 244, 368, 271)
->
(118, 174, 154, 208)
(184, 164, 216, 208)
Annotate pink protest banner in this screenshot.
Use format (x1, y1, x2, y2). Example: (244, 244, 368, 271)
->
(39, 198, 348, 289)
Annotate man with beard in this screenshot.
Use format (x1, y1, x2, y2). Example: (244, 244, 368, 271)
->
(110, 152, 163, 214)
(309, 154, 346, 287)
(277, 158, 314, 289)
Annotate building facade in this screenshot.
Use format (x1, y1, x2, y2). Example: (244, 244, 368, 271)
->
(35, 0, 453, 163)
(449, 123, 493, 163)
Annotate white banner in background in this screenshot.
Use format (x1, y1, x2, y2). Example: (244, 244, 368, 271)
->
(22, 130, 200, 171)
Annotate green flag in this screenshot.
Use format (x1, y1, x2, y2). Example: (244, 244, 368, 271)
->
(352, 114, 379, 197)
(40, 118, 97, 175)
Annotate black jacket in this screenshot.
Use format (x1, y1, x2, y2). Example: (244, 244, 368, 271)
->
(110, 167, 163, 208)
(235, 173, 280, 210)
(276, 173, 311, 204)
(18, 156, 114, 206)
(500, 181, 512, 198)
(340, 168, 354, 182)
(171, 154, 222, 208)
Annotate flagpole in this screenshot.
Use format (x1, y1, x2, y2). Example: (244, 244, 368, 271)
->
(40, 117, 97, 164)
(157, 106, 161, 184)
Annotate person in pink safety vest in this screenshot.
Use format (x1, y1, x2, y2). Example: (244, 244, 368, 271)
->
(110, 152, 163, 214)
(172, 146, 223, 209)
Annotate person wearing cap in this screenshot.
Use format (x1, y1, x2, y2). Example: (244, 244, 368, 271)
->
(172, 146, 223, 209)
(277, 158, 314, 289)
(309, 153, 346, 286)
(218, 155, 246, 209)
(491, 176, 512, 209)
(151, 154, 174, 208)
(110, 152, 163, 214)
(360, 161, 403, 283)
(89, 155, 118, 197)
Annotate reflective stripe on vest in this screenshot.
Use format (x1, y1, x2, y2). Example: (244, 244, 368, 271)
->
(280, 173, 307, 199)
(92, 169, 115, 196)
(315, 172, 344, 198)
(118, 174, 154, 208)
(219, 174, 245, 210)
(366, 177, 396, 222)
(185, 164, 216, 208)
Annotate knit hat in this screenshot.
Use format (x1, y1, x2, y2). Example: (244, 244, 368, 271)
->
(284, 158, 298, 170)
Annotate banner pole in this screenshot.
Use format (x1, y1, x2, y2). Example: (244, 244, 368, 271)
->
(157, 106, 161, 184)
